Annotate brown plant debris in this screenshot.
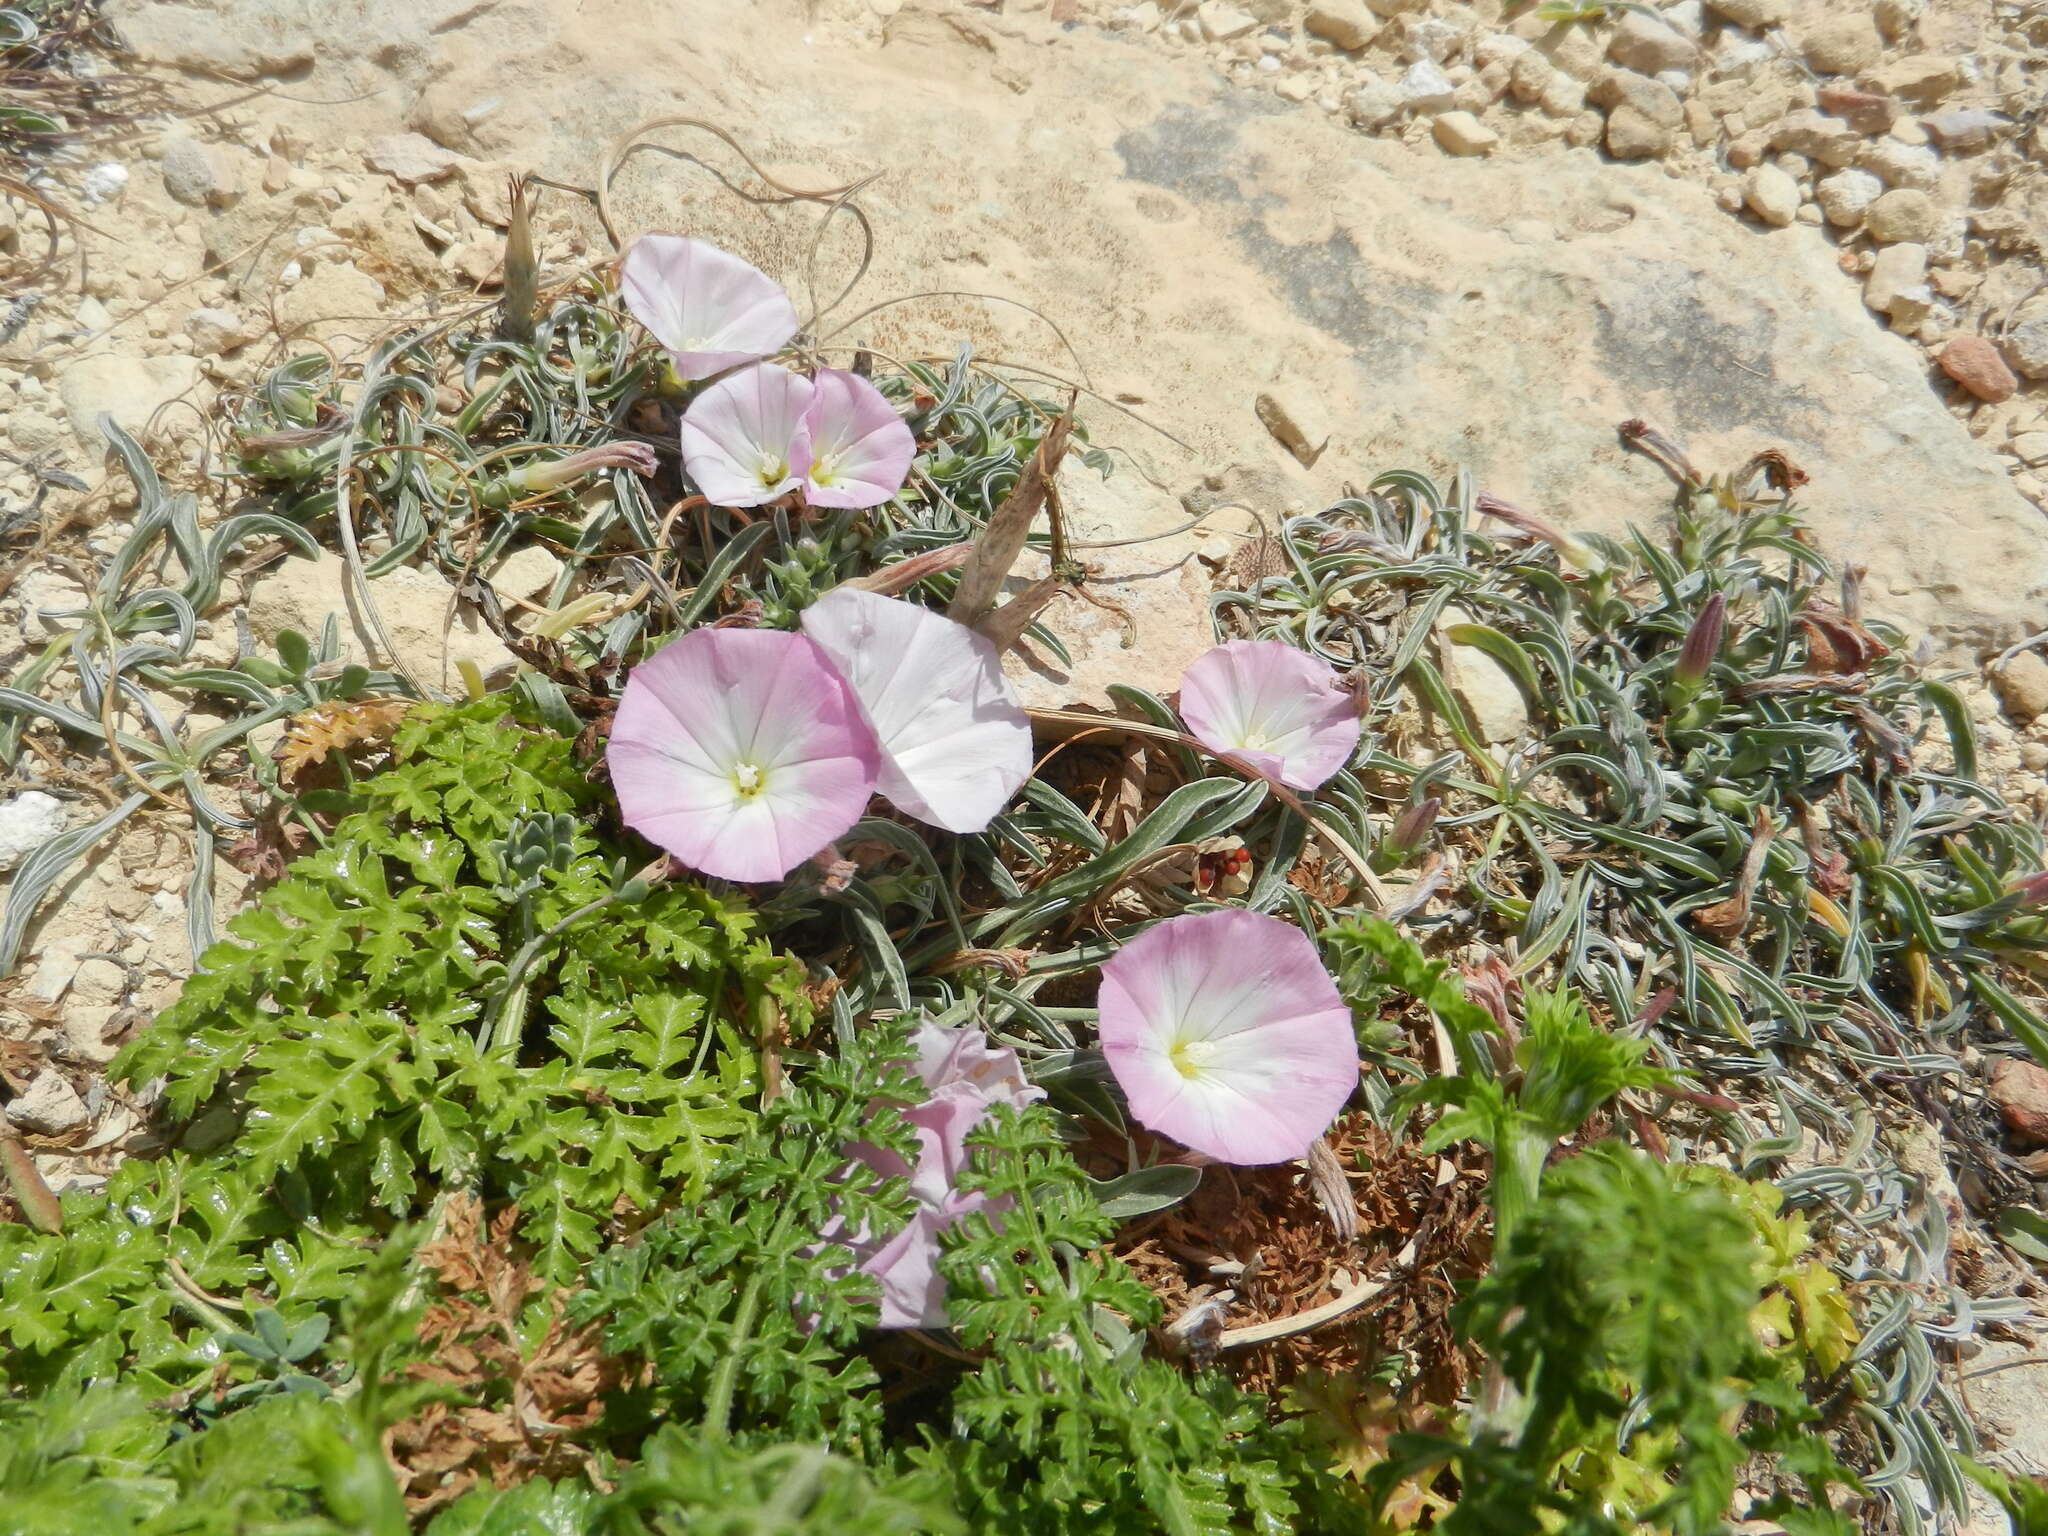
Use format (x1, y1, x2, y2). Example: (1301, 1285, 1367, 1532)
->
(386, 1193, 622, 1516)
(275, 698, 413, 785)
(1109, 1116, 1489, 1397)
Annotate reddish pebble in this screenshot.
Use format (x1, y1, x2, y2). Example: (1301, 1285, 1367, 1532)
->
(1991, 1058, 2048, 1145)
(1938, 334, 2018, 404)
(1817, 86, 1897, 134)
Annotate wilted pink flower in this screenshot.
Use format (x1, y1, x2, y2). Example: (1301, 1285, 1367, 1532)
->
(507, 439, 660, 494)
(2012, 873, 2048, 907)
(800, 587, 1031, 834)
(835, 1021, 1044, 1329)
(801, 369, 916, 509)
(1098, 909, 1357, 1166)
(679, 362, 815, 508)
(619, 234, 799, 382)
(606, 627, 879, 882)
(1177, 640, 1361, 792)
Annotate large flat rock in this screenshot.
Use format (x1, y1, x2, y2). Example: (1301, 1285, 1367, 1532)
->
(112, 0, 2048, 683)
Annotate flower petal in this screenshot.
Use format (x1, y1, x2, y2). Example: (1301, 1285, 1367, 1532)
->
(620, 234, 799, 381)
(834, 1022, 1042, 1329)
(1177, 640, 1361, 792)
(679, 362, 815, 508)
(801, 368, 916, 509)
(606, 627, 879, 882)
(800, 587, 1032, 833)
(1098, 909, 1357, 1165)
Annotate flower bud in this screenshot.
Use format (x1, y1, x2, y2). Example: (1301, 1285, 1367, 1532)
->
(507, 439, 659, 494)
(1387, 797, 1441, 859)
(2012, 873, 2048, 907)
(1673, 593, 1726, 689)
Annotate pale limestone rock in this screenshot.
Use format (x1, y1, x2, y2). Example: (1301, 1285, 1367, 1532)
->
(1865, 187, 1938, 244)
(57, 354, 204, 449)
(1858, 138, 1939, 190)
(488, 545, 567, 601)
(1799, 16, 1880, 75)
(182, 306, 246, 355)
(276, 262, 388, 345)
(0, 792, 67, 873)
(159, 137, 234, 208)
(244, 551, 519, 694)
(1815, 167, 1882, 227)
(1441, 606, 1530, 743)
(1432, 110, 1499, 156)
(363, 131, 468, 184)
(1398, 58, 1455, 112)
(1863, 242, 1926, 313)
(1701, 0, 1786, 27)
(5, 1072, 89, 1137)
(1606, 12, 1695, 76)
(1993, 653, 2048, 725)
(1303, 0, 1374, 50)
(1744, 165, 1799, 226)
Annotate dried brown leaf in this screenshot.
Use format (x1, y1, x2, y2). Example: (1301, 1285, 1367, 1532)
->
(276, 698, 412, 785)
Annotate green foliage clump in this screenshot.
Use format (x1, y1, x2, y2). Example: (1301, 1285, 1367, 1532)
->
(1, 700, 797, 1505)
(925, 1106, 1352, 1536)
(1377, 1144, 1856, 1536)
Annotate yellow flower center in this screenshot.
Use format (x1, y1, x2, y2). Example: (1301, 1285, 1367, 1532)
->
(732, 761, 766, 798)
(1168, 1037, 1217, 1080)
(810, 453, 841, 487)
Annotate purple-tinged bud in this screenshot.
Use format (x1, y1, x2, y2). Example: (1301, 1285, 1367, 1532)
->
(1387, 797, 1441, 858)
(1674, 593, 1727, 688)
(508, 440, 660, 494)
(2012, 873, 2048, 907)
(1475, 492, 1605, 574)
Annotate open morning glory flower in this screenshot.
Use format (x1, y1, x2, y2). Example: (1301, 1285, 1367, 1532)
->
(1177, 639, 1361, 792)
(1097, 909, 1358, 1166)
(835, 1021, 1044, 1329)
(801, 368, 916, 509)
(606, 627, 879, 882)
(679, 361, 815, 507)
(619, 234, 799, 382)
(800, 587, 1031, 834)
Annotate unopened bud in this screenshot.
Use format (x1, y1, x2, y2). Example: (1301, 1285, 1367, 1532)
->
(1387, 797, 1441, 858)
(2012, 873, 2048, 907)
(508, 439, 660, 494)
(1673, 593, 1726, 688)
(1475, 492, 1606, 575)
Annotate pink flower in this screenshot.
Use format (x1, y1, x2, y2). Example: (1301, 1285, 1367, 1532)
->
(837, 1022, 1044, 1329)
(799, 587, 1031, 834)
(801, 369, 915, 509)
(1097, 909, 1357, 1166)
(1177, 640, 1361, 792)
(679, 362, 815, 508)
(606, 628, 879, 882)
(619, 234, 799, 382)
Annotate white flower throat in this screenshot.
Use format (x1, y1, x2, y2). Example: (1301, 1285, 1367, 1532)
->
(732, 761, 766, 798)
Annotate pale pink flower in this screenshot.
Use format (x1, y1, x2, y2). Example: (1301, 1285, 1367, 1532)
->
(801, 369, 916, 509)
(1177, 640, 1361, 792)
(606, 627, 879, 882)
(836, 1021, 1043, 1329)
(619, 234, 798, 382)
(799, 587, 1031, 834)
(1097, 909, 1357, 1166)
(679, 362, 815, 508)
